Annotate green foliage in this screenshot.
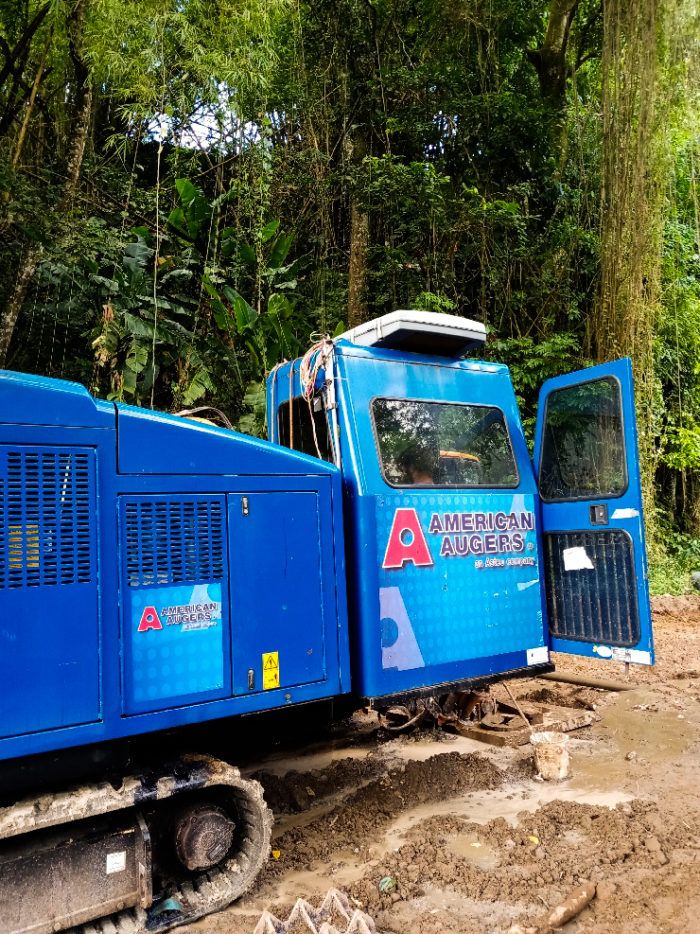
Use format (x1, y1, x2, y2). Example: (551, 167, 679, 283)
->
(487, 334, 583, 441)
(87, 0, 289, 118)
(413, 292, 457, 314)
(648, 527, 700, 595)
(656, 151, 700, 478)
(84, 174, 312, 425)
(0, 0, 698, 568)
(648, 554, 694, 596)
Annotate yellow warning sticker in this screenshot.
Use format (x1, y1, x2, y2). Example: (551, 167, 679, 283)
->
(262, 651, 280, 690)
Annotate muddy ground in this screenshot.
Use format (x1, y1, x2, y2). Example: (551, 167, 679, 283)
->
(187, 596, 700, 934)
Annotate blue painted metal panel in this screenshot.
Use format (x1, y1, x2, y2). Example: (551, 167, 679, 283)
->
(0, 370, 114, 428)
(533, 358, 654, 664)
(120, 495, 232, 714)
(117, 404, 338, 476)
(0, 346, 653, 768)
(373, 492, 544, 691)
(0, 444, 101, 736)
(0, 371, 351, 764)
(228, 491, 327, 694)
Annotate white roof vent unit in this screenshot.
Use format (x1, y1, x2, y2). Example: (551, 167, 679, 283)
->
(338, 310, 486, 358)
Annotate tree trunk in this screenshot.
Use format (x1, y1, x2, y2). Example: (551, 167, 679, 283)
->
(11, 36, 50, 168)
(346, 122, 371, 330)
(348, 200, 370, 329)
(62, 84, 93, 200)
(590, 0, 667, 530)
(527, 0, 580, 104)
(686, 471, 700, 537)
(0, 1, 51, 139)
(0, 246, 42, 368)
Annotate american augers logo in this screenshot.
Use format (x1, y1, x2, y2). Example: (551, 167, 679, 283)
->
(382, 507, 537, 570)
(137, 597, 221, 633)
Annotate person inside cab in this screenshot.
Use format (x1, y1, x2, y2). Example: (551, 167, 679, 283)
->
(397, 443, 436, 485)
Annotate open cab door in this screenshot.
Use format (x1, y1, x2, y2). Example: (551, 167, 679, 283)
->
(534, 359, 654, 665)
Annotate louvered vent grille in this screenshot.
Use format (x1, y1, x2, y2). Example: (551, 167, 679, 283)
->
(125, 497, 225, 588)
(0, 476, 5, 588)
(544, 529, 640, 647)
(0, 449, 94, 589)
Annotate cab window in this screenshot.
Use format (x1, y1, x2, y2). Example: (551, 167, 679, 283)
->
(372, 398, 518, 488)
(538, 376, 627, 501)
(278, 397, 333, 461)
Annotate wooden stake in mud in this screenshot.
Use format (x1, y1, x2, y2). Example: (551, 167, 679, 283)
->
(503, 682, 532, 732)
(543, 881, 597, 930)
(506, 880, 597, 933)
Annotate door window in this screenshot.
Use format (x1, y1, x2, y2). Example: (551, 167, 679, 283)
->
(372, 398, 518, 488)
(538, 377, 627, 502)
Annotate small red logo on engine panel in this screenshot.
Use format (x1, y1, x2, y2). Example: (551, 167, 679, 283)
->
(137, 606, 163, 632)
(382, 508, 434, 569)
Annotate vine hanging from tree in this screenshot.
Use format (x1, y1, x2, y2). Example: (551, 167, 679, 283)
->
(592, 0, 670, 516)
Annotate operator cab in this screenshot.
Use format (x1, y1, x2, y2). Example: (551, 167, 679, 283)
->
(267, 311, 653, 700)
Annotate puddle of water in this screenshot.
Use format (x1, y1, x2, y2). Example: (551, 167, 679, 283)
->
(257, 854, 371, 905)
(268, 867, 335, 902)
(267, 703, 652, 847)
(218, 771, 625, 926)
(251, 688, 698, 890)
(446, 831, 499, 869)
(568, 687, 696, 793)
(257, 732, 513, 800)
(190, 688, 700, 931)
(383, 735, 491, 762)
(272, 800, 337, 838)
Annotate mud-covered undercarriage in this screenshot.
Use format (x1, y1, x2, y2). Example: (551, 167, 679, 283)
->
(0, 755, 271, 934)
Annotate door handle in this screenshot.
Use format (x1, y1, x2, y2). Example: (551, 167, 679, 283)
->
(589, 503, 609, 526)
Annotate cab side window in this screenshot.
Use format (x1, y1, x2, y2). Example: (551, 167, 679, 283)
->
(372, 398, 518, 488)
(277, 398, 333, 462)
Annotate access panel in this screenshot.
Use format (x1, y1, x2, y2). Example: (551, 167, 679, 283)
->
(120, 494, 232, 714)
(0, 445, 100, 736)
(228, 492, 326, 695)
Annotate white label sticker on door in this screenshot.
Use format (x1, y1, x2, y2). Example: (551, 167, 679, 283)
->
(611, 508, 640, 519)
(106, 851, 127, 874)
(562, 546, 594, 571)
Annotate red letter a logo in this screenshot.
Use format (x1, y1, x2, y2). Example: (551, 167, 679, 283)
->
(138, 606, 163, 632)
(382, 508, 434, 570)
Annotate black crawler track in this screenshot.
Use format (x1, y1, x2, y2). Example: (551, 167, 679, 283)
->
(0, 755, 272, 934)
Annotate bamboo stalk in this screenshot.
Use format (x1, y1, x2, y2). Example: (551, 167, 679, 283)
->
(12, 33, 50, 169)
